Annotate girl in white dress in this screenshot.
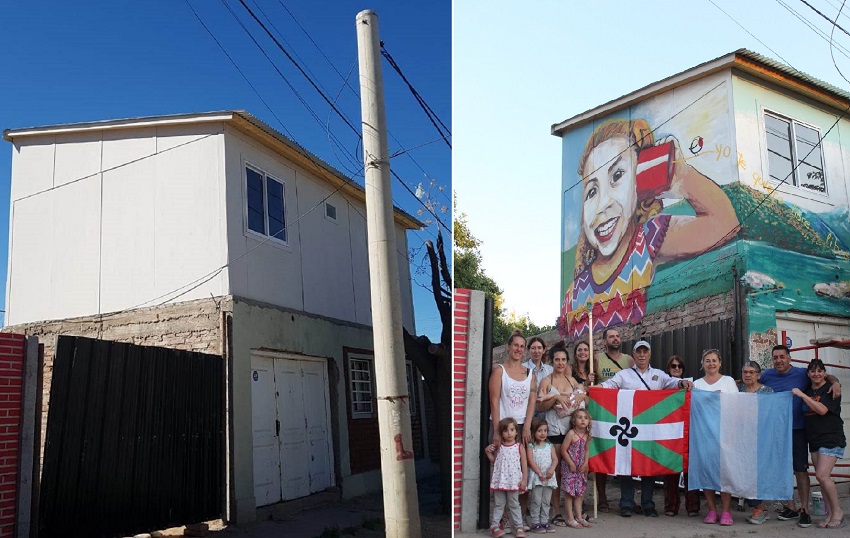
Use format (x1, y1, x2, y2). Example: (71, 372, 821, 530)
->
(486, 418, 528, 537)
(526, 418, 558, 533)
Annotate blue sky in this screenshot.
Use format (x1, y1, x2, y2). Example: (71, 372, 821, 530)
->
(1, 0, 450, 339)
(454, 0, 850, 327)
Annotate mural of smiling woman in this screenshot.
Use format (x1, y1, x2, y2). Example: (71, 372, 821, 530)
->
(559, 118, 740, 338)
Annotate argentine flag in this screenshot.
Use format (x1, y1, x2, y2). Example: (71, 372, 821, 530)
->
(689, 390, 793, 500)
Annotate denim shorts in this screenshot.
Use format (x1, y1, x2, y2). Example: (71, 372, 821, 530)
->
(815, 445, 846, 459)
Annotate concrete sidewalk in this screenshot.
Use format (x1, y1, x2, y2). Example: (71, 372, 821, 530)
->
(455, 482, 850, 538)
(148, 472, 449, 538)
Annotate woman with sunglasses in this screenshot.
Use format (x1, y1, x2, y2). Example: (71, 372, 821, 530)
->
(662, 356, 700, 517)
(737, 361, 773, 525)
(694, 349, 738, 525)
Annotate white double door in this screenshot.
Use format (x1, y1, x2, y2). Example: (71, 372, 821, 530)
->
(252, 354, 334, 506)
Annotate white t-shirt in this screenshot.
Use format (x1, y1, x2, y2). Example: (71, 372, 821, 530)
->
(693, 375, 738, 393)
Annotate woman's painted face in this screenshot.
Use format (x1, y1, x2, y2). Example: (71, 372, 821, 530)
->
(529, 341, 544, 361)
(553, 351, 568, 372)
(582, 137, 638, 258)
(702, 352, 721, 374)
(576, 344, 590, 362)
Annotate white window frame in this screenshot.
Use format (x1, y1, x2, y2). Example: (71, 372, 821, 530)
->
(348, 354, 375, 419)
(324, 201, 338, 223)
(763, 110, 828, 195)
(244, 163, 288, 245)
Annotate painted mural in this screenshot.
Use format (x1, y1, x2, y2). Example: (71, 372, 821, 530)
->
(557, 73, 850, 348)
(558, 76, 739, 338)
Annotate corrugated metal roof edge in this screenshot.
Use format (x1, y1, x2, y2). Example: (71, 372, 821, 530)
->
(551, 48, 850, 136)
(3, 110, 425, 230)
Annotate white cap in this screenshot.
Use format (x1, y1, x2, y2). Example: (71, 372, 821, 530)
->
(633, 340, 651, 351)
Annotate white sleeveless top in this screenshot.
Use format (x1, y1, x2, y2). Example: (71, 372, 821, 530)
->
(498, 364, 533, 424)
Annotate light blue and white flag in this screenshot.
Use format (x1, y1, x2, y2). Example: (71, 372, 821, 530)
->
(689, 390, 793, 500)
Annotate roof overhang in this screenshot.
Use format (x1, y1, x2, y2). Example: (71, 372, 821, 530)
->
(551, 49, 850, 137)
(4, 110, 424, 230)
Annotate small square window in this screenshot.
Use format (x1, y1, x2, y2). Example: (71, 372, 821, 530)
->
(325, 202, 338, 222)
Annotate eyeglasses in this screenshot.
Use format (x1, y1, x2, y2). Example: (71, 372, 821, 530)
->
(670, 364, 683, 369)
(702, 348, 720, 355)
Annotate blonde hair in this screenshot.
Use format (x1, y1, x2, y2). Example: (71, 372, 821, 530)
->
(570, 408, 592, 432)
(574, 118, 664, 278)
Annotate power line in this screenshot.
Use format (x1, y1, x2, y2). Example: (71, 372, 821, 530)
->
(236, 0, 361, 136)
(707, 0, 795, 67)
(796, 0, 850, 38)
(381, 43, 451, 149)
(774, 0, 850, 60)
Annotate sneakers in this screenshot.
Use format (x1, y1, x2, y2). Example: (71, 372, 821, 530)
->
(777, 507, 799, 520)
(798, 509, 812, 528)
(703, 510, 718, 524)
(719, 511, 734, 526)
(529, 524, 546, 534)
(620, 507, 632, 517)
(514, 527, 527, 538)
(489, 525, 506, 538)
(747, 510, 767, 525)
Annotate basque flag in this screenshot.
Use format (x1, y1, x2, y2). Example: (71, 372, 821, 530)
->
(688, 390, 793, 500)
(587, 388, 690, 477)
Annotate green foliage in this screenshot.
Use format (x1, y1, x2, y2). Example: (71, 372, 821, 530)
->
(493, 311, 556, 347)
(723, 183, 833, 257)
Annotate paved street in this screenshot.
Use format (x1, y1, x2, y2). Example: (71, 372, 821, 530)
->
(455, 482, 850, 538)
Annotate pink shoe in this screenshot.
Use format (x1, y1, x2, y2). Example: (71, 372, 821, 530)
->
(703, 510, 718, 524)
(719, 512, 733, 526)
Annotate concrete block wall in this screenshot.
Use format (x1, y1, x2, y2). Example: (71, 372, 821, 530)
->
(1, 297, 227, 464)
(0, 334, 25, 538)
(492, 291, 736, 362)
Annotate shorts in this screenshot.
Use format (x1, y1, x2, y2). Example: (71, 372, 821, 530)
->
(813, 445, 846, 459)
(792, 429, 808, 473)
(548, 434, 566, 445)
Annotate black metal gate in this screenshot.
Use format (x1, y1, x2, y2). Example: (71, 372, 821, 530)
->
(626, 319, 735, 377)
(39, 336, 224, 538)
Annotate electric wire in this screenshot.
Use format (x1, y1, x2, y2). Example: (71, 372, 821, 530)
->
(707, 0, 795, 66)
(797, 0, 850, 38)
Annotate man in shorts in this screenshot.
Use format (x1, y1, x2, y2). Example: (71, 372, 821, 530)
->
(760, 345, 841, 528)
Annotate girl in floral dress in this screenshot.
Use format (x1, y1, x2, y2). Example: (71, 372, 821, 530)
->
(560, 409, 593, 529)
(486, 417, 528, 537)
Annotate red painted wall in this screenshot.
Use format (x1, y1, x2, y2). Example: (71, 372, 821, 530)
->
(452, 289, 471, 530)
(0, 333, 25, 537)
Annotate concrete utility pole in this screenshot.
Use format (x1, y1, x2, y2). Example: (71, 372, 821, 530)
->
(355, 10, 422, 538)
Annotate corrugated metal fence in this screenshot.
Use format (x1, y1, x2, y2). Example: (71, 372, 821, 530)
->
(627, 319, 735, 378)
(39, 336, 224, 538)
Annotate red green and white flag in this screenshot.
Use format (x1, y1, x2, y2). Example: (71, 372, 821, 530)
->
(587, 387, 690, 477)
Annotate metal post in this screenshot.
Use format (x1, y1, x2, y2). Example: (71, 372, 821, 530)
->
(356, 10, 421, 537)
(479, 297, 495, 529)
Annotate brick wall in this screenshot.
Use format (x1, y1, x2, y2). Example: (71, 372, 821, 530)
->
(492, 291, 736, 361)
(452, 289, 471, 530)
(2, 297, 226, 465)
(0, 333, 25, 537)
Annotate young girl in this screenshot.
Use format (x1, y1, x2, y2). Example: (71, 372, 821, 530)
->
(560, 409, 593, 529)
(486, 417, 528, 538)
(526, 418, 558, 534)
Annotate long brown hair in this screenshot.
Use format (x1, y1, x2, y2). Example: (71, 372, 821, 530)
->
(574, 118, 664, 278)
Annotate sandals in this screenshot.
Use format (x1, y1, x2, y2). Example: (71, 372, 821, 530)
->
(719, 512, 734, 526)
(819, 516, 847, 528)
(598, 501, 610, 513)
(703, 510, 718, 524)
(550, 514, 567, 527)
(577, 518, 592, 527)
(665, 510, 676, 517)
(566, 519, 583, 529)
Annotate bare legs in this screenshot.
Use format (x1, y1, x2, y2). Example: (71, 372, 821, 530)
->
(704, 490, 731, 514)
(812, 452, 844, 524)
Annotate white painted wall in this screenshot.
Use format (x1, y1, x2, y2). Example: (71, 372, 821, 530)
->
(6, 124, 228, 325)
(732, 75, 850, 212)
(222, 127, 415, 330)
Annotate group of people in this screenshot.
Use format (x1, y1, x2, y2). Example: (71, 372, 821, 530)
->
(486, 329, 846, 536)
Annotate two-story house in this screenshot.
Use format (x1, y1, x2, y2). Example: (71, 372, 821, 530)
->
(553, 49, 848, 449)
(2, 110, 433, 522)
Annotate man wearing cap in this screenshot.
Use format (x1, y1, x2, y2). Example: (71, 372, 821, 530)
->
(759, 344, 841, 528)
(601, 340, 694, 518)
